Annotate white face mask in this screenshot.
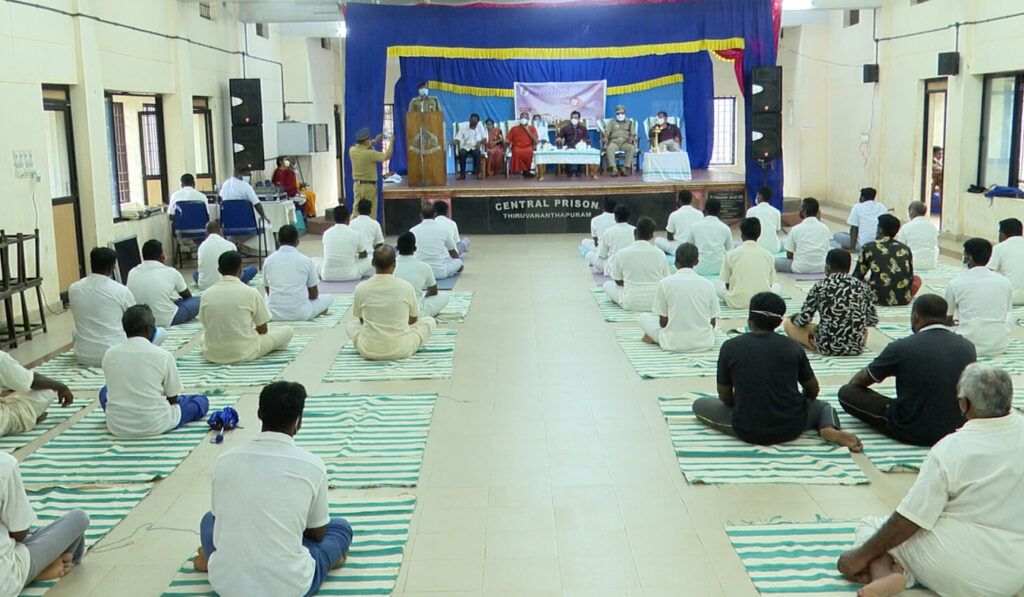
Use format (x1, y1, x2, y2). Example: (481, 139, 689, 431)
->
(657, 117, 666, 125)
(570, 118, 579, 126)
(520, 118, 528, 126)
(283, 160, 291, 168)
(242, 176, 251, 184)
(615, 113, 625, 121)
(533, 118, 541, 125)
(418, 88, 428, 97)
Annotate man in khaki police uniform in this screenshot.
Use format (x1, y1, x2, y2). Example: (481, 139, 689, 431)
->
(602, 104, 637, 177)
(348, 127, 393, 220)
(407, 81, 441, 113)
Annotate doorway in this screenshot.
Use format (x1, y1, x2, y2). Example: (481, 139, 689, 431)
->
(921, 79, 947, 229)
(43, 86, 85, 292)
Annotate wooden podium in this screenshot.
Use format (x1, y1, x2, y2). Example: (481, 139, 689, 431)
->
(406, 110, 446, 187)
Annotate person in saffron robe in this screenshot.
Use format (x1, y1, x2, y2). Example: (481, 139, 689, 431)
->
(484, 119, 506, 177)
(506, 111, 538, 178)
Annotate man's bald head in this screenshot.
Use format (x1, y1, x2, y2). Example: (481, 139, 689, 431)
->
(372, 245, 397, 273)
(206, 221, 222, 235)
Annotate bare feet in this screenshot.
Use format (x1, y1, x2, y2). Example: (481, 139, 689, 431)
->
(34, 553, 73, 581)
(857, 571, 907, 597)
(36, 412, 48, 424)
(193, 547, 209, 572)
(331, 552, 349, 569)
(820, 427, 863, 452)
(641, 334, 656, 344)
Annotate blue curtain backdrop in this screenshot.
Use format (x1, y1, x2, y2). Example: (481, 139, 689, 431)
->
(344, 0, 781, 213)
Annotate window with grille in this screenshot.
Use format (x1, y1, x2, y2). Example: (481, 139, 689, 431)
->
(140, 107, 161, 177)
(256, 23, 269, 38)
(382, 104, 394, 172)
(979, 73, 1024, 190)
(710, 97, 736, 166)
(111, 102, 130, 205)
(845, 9, 860, 27)
(198, 1, 212, 20)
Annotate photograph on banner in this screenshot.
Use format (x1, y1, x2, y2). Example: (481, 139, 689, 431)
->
(514, 81, 607, 127)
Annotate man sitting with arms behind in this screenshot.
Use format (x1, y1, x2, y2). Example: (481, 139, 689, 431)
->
(433, 200, 469, 255)
(0, 349, 73, 438)
(692, 292, 862, 450)
(784, 249, 878, 356)
(586, 204, 634, 275)
(718, 218, 779, 310)
(200, 251, 294, 364)
(945, 237, 1013, 356)
(263, 225, 334, 322)
(855, 214, 919, 306)
(745, 186, 781, 254)
(987, 217, 1024, 304)
(776, 197, 830, 274)
(195, 222, 257, 290)
(194, 381, 353, 597)
(640, 243, 719, 353)
(895, 201, 938, 271)
(838, 294, 976, 446)
(410, 202, 463, 281)
(346, 246, 436, 361)
(320, 205, 372, 282)
(654, 190, 703, 256)
(603, 217, 671, 312)
(394, 232, 450, 318)
(127, 240, 199, 327)
(838, 363, 1024, 597)
(100, 305, 209, 438)
(348, 199, 385, 250)
(682, 197, 733, 276)
(581, 198, 616, 253)
(835, 187, 887, 252)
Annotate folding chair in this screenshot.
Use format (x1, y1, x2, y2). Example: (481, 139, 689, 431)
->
(171, 201, 210, 268)
(221, 199, 267, 268)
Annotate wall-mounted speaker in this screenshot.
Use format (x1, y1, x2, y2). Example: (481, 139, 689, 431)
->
(938, 52, 960, 76)
(232, 124, 264, 169)
(229, 78, 263, 125)
(863, 64, 879, 84)
(751, 66, 782, 113)
(751, 112, 782, 161)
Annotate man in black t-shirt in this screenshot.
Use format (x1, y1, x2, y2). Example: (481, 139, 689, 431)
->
(838, 294, 977, 446)
(693, 292, 863, 450)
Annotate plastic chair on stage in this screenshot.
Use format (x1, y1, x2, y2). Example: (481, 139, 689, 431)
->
(596, 118, 641, 176)
(221, 199, 267, 268)
(552, 119, 593, 177)
(451, 121, 485, 178)
(171, 201, 210, 268)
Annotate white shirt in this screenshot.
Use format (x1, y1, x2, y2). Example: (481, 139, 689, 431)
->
(126, 261, 189, 328)
(435, 215, 462, 245)
(454, 122, 488, 149)
(989, 236, 1024, 304)
(0, 452, 33, 597)
(320, 223, 369, 281)
(264, 245, 319, 321)
(101, 337, 182, 438)
(199, 276, 273, 364)
(168, 186, 208, 215)
(208, 432, 330, 597)
(196, 233, 238, 291)
(0, 351, 33, 395)
(394, 255, 437, 300)
(720, 241, 777, 309)
(69, 274, 136, 366)
(652, 268, 720, 352)
(784, 217, 830, 274)
(846, 200, 888, 249)
(683, 216, 733, 276)
(351, 275, 422, 360)
(610, 241, 672, 311)
(895, 216, 939, 270)
(893, 412, 1024, 597)
(946, 266, 1013, 356)
(665, 204, 704, 241)
(410, 219, 457, 266)
(598, 222, 637, 261)
(217, 176, 259, 204)
(590, 211, 615, 241)
(746, 202, 782, 253)
(349, 214, 385, 248)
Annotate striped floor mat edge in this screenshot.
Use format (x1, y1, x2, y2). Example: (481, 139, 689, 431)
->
(436, 291, 474, 323)
(323, 329, 456, 382)
(0, 400, 94, 454)
(175, 335, 314, 389)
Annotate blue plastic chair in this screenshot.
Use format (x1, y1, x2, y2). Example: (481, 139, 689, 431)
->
(221, 199, 267, 266)
(172, 201, 210, 267)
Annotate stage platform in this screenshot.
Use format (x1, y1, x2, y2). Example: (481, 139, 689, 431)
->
(382, 168, 747, 235)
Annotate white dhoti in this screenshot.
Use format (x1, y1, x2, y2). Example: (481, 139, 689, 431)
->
(421, 293, 451, 318)
(428, 259, 463, 281)
(653, 237, 680, 256)
(638, 312, 662, 344)
(0, 389, 55, 437)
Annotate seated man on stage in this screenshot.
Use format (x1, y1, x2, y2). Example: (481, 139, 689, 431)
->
(271, 157, 306, 211)
(450, 113, 487, 180)
(655, 190, 703, 256)
(603, 217, 671, 312)
(433, 200, 469, 255)
(484, 119, 506, 177)
(320, 205, 372, 282)
(649, 111, 682, 152)
(263, 225, 334, 322)
(346, 246, 437, 361)
(411, 203, 463, 280)
(555, 110, 590, 178)
(640, 243, 719, 353)
(395, 232, 450, 318)
(506, 112, 538, 178)
(0, 349, 73, 438)
(602, 105, 636, 177)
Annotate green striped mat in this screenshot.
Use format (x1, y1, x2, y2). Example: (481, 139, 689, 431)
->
(0, 400, 93, 454)
(176, 335, 313, 389)
(31, 353, 105, 391)
(272, 296, 353, 329)
(18, 396, 238, 487)
(435, 291, 474, 323)
(877, 322, 1024, 374)
(726, 520, 935, 595)
(161, 496, 416, 597)
(589, 288, 640, 323)
(323, 329, 456, 382)
(719, 293, 803, 320)
(917, 262, 965, 281)
(296, 394, 436, 488)
(659, 395, 868, 485)
(20, 485, 154, 596)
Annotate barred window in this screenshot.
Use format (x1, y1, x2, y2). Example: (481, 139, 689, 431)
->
(710, 97, 736, 166)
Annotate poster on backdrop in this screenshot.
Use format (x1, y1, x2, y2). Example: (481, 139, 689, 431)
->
(513, 81, 606, 127)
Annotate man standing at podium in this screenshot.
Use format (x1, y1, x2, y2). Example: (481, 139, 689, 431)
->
(408, 82, 441, 113)
(349, 128, 393, 220)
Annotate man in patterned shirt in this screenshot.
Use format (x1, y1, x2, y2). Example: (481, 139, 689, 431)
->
(784, 249, 878, 356)
(854, 214, 921, 306)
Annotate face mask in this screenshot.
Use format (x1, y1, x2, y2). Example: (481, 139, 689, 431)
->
(570, 118, 579, 126)
(533, 118, 541, 125)
(657, 117, 666, 125)
(616, 114, 625, 121)
(283, 160, 291, 168)
(520, 118, 528, 126)
(242, 176, 251, 184)
(418, 88, 428, 97)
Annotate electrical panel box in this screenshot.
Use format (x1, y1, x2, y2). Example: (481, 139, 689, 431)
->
(277, 122, 330, 155)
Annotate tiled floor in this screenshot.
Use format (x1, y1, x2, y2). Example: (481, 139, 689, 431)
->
(8, 233, 932, 596)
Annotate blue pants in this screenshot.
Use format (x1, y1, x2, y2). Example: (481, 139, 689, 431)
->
(193, 266, 257, 285)
(199, 512, 353, 597)
(99, 388, 209, 428)
(172, 296, 201, 325)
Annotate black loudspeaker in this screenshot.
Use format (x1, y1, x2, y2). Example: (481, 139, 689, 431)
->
(751, 66, 782, 113)
(863, 64, 879, 83)
(229, 78, 262, 125)
(232, 124, 264, 169)
(751, 112, 782, 161)
(938, 52, 960, 76)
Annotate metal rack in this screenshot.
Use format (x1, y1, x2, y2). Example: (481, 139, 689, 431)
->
(0, 229, 48, 349)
